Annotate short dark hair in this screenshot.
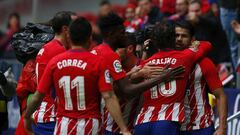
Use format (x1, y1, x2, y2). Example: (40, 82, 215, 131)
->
(175, 20, 195, 37)
(189, 0, 202, 7)
(100, 0, 111, 6)
(98, 12, 124, 38)
(151, 22, 176, 49)
(52, 11, 72, 34)
(69, 17, 92, 45)
(126, 32, 137, 47)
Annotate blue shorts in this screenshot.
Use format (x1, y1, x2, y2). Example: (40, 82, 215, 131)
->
(180, 125, 215, 135)
(134, 121, 180, 135)
(104, 130, 122, 135)
(32, 122, 56, 135)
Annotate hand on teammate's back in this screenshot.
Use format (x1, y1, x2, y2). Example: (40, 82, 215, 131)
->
(139, 63, 165, 79)
(160, 65, 185, 82)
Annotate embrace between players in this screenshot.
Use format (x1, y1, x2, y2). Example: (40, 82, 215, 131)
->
(22, 11, 227, 135)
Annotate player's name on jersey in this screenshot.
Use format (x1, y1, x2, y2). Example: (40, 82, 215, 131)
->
(57, 59, 87, 70)
(148, 58, 177, 65)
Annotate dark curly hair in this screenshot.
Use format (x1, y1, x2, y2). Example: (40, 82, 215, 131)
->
(151, 22, 176, 50)
(98, 12, 124, 38)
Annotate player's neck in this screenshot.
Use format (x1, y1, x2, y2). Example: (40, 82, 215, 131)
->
(71, 45, 87, 50)
(54, 35, 67, 47)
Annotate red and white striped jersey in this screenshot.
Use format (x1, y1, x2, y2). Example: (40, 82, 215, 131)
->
(181, 58, 222, 131)
(33, 39, 66, 123)
(54, 117, 100, 135)
(135, 41, 212, 125)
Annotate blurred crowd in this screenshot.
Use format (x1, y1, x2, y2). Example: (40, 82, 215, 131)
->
(0, 0, 240, 85)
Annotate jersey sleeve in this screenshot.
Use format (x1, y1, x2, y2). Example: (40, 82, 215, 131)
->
(192, 41, 212, 62)
(108, 54, 126, 81)
(37, 59, 55, 95)
(36, 48, 48, 83)
(98, 58, 113, 92)
(201, 58, 222, 92)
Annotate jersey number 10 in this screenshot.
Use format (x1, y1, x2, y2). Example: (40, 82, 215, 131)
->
(151, 80, 177, 98)
(59, 76, 86, 110)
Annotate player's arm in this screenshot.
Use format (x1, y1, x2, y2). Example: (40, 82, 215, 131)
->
(24, 60, 54, 134)
(98, 59, 131, 135)
(203, 58, 227, 135)
(115, 65, 185, 95)
(101, 91, 131, 135)
(189, 41, 212, 61)
(212, 88, 227, 135)
(129, 63, 165, 83)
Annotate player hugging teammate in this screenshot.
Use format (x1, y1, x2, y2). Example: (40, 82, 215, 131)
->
(21, 11, 227, 135)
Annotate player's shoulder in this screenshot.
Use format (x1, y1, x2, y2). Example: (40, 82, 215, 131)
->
(199, 57, 216, 69)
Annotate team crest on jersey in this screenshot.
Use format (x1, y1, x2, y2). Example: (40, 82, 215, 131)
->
(90, 50, 97, 55)
(105, 70, 111, 83)
(113, 60, 122, 73)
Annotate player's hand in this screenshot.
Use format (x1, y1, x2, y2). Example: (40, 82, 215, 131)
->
(214, 128, 226, 135)
(24, 117, 35, 135)
(140, 63, 164, 79)
(161, 65, 185, 82)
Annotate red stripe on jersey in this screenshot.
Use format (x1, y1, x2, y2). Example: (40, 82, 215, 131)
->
(181, 64, 214, 131)
(135, 103, 185, 125)
(54, 117, 100, 135)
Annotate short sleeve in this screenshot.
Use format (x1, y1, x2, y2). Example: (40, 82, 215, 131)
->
(201, 58, 222, 92)
(98, 58, 113, 92)
(191, 41, 212, 62)
(37, 59, 55, 95)
(108, 54, 126, 81)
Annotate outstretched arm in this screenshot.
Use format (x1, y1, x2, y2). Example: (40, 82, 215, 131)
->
(116, 65, 185, 95)
(213, 88, 227, 135)
(102, 91, 131, 135)
(24, 91, 45, 133)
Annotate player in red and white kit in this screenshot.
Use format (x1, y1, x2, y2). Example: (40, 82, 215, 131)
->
(24, 17, 132, 135)
(92, 13, 185, 135)
(173, 20, 227, 135)
(133, 22, 212, 135)
(31, 11, 76, 135)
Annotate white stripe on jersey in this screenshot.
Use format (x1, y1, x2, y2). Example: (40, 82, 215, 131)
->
(60, 117, 69, 135)
(193, 64, 205, 130)
(50, 104, 55, 122)
(37, 102, 47, 122)
(172, 103, 180, 121)
(106, 113, 114, 131)
(142, 106, 154, 123)
(157, 104, 169, 120)
(36, 63, 39, 84)
(76, 119, 85, 135)
(92, 119, 99, 135)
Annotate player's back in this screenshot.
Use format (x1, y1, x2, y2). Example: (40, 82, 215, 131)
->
(34, 39, 66, 123)
(50, 49, 107, 120)
(181, 57, 222, 130)
(136, 49, 197, 124)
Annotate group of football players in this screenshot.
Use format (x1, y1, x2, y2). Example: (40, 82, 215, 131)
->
(15, 10, 227, 135)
